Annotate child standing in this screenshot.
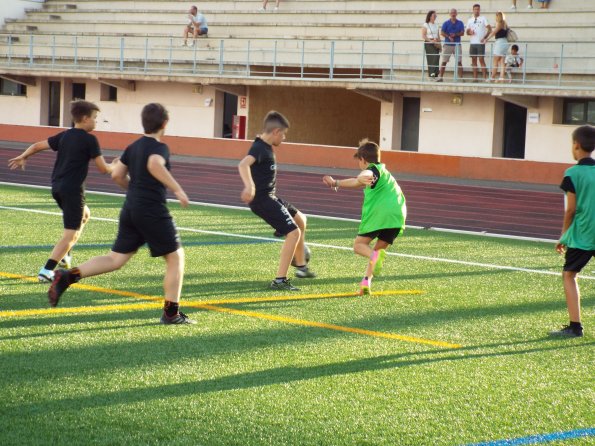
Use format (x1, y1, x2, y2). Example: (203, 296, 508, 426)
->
(323, 140, 407, 295)
(238, 111, 315, 291)
(8, 100, 116, 282)
(551, 125, 594, 338)
(48, 103, 195, 324)
(505, 44, 524, 82)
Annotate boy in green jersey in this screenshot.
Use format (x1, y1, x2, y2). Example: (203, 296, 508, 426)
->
(551, 125, 595, 338)
(323, 139, 407, 295)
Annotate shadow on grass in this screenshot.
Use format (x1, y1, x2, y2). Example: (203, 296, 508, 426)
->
(3, 338, 592, 415)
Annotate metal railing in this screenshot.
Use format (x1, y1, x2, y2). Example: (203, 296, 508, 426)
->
(0, 34, 594, 88)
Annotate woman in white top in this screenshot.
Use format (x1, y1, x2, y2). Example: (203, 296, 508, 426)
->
(483, 11, 509, 82)
(422, 10, 441, 79)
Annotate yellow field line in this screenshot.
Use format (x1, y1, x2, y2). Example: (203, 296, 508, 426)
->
(0, 271, 459, 348)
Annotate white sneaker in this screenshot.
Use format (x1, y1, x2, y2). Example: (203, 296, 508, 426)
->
(188, 40, 195, 47)
(274, 6, 278, 10)
(38, 267, 54, 283)
(526, 4, 533, 8)
(258, 7, 265, 11)
(510, 4, 516, 9)
(58, 253, 72, 269)
(180, 41, 187, 47)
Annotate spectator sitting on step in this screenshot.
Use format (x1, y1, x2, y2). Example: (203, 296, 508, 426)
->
(260, 0, 280, 11)
(505, 44, 524, 82)
(510, 0, 533, 10)
(182, 5, 208, 46)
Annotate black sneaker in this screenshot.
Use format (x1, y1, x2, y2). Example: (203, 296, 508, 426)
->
(48, 269, 71, 307)
(549, 325, 583, 338)
(160, 311, 197, 325)
(295, 266, 316, 279)
(270, 278, 300, 291)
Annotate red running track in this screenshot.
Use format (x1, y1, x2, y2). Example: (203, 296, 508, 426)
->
(0, 147, 564, 240)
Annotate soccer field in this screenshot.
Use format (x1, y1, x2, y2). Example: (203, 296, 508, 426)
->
(0, 184, 593, 446)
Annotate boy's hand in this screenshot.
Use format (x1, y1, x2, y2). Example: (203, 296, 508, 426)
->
(555, 242, 566, 254)
(322, 175, 335, 188)
(174, 189, 189, 208)
(8, 155, 26, 170)
(241, 186, 255, 203)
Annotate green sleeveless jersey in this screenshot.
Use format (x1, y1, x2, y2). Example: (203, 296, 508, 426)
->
(560, 158, 595, 250)
(359, 163, 407, 234)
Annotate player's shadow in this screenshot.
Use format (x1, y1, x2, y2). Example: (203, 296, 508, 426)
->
(6, 338, 592, 416)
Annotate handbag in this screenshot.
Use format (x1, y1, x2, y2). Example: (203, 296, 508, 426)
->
(428, 24, 442, 51)
(506, 28, 518, 42)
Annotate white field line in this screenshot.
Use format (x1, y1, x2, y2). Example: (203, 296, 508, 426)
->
(1, 187, 592, 281)
(0, 181, 557, 243)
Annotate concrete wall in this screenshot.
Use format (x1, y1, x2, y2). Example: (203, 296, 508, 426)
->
(0, 0, 44, 27)
(247, 86, 380, 147)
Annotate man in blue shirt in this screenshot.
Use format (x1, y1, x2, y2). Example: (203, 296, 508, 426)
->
(437, 9, 465, 82)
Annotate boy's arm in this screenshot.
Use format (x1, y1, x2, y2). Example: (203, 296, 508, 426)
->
(322, 171, 372, 190)
(7, 140, 50, 170)
(147, 154, 189, 207)
(110, 159, 130, 190)
(238, 155, 256, 203)
(556, 191, 576, 254)
(93, 155, 119, 175)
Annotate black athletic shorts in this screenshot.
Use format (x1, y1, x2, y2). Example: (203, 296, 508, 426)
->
(563, 248, 594, 272)
(112, 205, 181, 257)
(249, 195, 299, 236)
(52, 188, 85, 230)
(358, 228, 401, 245)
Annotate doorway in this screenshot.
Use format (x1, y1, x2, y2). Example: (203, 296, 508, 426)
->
(401, 97, 420, 151)
(222, 93, 238, 138)
(72, 82, 86, 100)
(48, 81, 61, 127)
(503, 102, 527, 159)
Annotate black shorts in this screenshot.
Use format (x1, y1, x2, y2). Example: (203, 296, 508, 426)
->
(249, 196, 299, 236)
(563, 248, 594, 272)
(112, 205, 181, 257)
(358, 228, 401, 245)
(52, 188, 85, 230)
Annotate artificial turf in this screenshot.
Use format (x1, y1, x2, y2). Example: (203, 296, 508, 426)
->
(0, 184, 593, 446)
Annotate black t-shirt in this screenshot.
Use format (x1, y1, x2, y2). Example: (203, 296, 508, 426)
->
(248, 137, 276, 199)
(48, 128, 101, 191)
(120, 136, 170, 207)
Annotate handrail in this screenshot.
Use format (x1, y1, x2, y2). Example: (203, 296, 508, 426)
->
(0, 34, 594, 89)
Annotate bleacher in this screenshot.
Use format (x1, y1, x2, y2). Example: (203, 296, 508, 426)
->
(0, 0, 594, 88)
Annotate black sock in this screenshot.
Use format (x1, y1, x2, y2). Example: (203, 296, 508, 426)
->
(69, 267, 82, 284)
(275, 277, 287, 282)
(364, 276, 369, 280)
(164, 301, 179, 317)
(569, 321, 583, 330)
(295, 265, 307, 270)
(44, 259, 58, 270)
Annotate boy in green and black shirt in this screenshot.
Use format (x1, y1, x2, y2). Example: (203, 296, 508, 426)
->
(323, 139, 407, 295)
(551, 125, 595, 338)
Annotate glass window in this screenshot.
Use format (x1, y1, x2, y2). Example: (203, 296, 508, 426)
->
(0, 79, 27, 96)
(563, 99, 595, 125)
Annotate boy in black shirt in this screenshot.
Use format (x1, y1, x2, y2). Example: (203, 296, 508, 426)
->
(48, 103, 195, 324)
(238, 111, 316, 291)
(8, 100, 115, 282)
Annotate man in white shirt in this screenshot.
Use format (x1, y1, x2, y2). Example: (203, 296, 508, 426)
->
(182, 5, 208, 47)
(466, 3, 492, 81)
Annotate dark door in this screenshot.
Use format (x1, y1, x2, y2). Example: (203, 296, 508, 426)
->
(401, 97, 420, 151)
(72, 82, 86, 100)
(222, 93, 238, 138)
(503, 102, 527, 159)
(48, 81, 61, 127)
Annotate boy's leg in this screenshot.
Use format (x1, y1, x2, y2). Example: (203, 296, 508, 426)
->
(562, 270, 581, 323)
(292, 211, 307, 266)
(277, 227, 300, 279)
(365, 240, 391, 279)
(160, 248, 195, 324)
(354, 235, 374, 258)
(48, 251, 133, 307)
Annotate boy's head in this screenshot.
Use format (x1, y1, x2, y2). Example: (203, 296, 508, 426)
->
(511, 44, 519, 54)
(354, 139, 381, 165)
(71, 100, 99, 131)
(262, 111, 289, 146)
(142, 103, 169, 134)
(572, 125, 595, 159)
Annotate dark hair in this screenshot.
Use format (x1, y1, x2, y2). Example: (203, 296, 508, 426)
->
(473, 4, 481, 9)
(354, 138, 381, 164)
(511, 44, 519, 51)
(572, 125, 595, 152)
(141, 103, 169, 134)
(263, 110, 290, 133)
(70, 100, 99, 123)
(425, 10, 436, 23)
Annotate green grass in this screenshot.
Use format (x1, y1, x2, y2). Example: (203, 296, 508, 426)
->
(0, 184, 593, 446)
